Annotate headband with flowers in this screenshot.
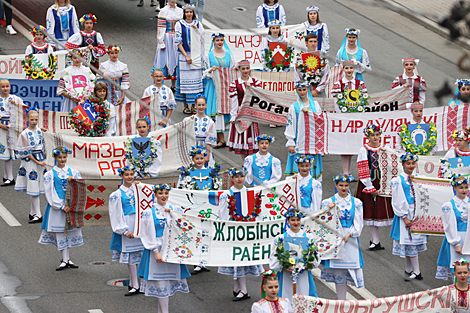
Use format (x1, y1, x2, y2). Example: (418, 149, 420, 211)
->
(363, 124, 381, 137)
(400, 152, 419, 163)
(255, 134, 274, 143)
(333, 174, 354, 183)
(189, 145, 207, 157)
(152, 184, 172, 192)
(71, 49, 86, 58)
(211, 33, 225, 39)
(306, 6, 319, 12)
(80, 14, 97, 25)
(456, 79, 470, 86)
(260, 269, 277, 278)
(452, 129, 469, 141)
(107, 46, 121, 53)
(295, 80, 310, 88)
(151, 67, 165, 74)
(295, 155, 314, 164)
(345, 28, 360, 36)
(194, 94, 207, 102)
(136, 116, 151, 127)
(228, 167, 248, 177)
(454, 258, 470, 267)
(31, 25, 47, 38)
(451, 174, 468, 187)
(182, 4, 195, 11)
(284, 208, 305, 219)
(117, 165, 135, 176)
(52, 146, 72, 157)
(267, 19, 282, 28)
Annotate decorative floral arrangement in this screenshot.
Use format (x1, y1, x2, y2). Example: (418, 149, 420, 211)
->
(228, 191, 263, 221)
(177, 163, 222, 190)
(262, 45, 295, 72)
(295, 52, 326, 88)
(400, 122, 437, 155)
(336, 84, 370, 113)
(22, 53, 58, 80)
(69, 96, 110, 137)
(294, 31, 305, 41)
(124, 136, 161, 177)
(274, 237, 318, 280)
(439, 159, 452, 179)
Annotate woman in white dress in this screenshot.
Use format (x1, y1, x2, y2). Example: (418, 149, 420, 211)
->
(303, 6, 329, 53)
(256, 0, 286, 28)
(98, 45, 130, 106)
(46, 0, 79, 50)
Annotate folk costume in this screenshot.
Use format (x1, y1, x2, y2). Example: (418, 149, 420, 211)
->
(260, 20, 289, 72)
(330, 63, 368, 108)
(244, 152, 281, 187)
(449, 79, 470, 108)
(154, 4, 183, 79)
(143, 83, 176, 129)
(251, 297, 293, 313)
(287, 157, 322, 213)
(444, 130, 470, 161)
(46, 3, 80, 50)
(335, 29, 370, 82)
(0, 94, 23, 162)
(98, 56, 130, 106)
(256, 3, 286, 28)
(57, 61, 95, 112)
(104, 99, 116, 137)
(450, 283, 470, 313)
(124, 133, 162, 179)
(392, 58, 426, 106)
(303, 6, 329, 53)
(25, 42, 54, 56)
(182, 114, 217, 167)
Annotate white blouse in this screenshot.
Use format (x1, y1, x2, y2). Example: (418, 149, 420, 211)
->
(243, 152, 282, 186)
(44, 166, 81, 210)
(108, 185, 135, 235)
(98, 60, 130, 90)
(288, 174, 322, 212)
(442, 196, 469, 246)
(0, 95, 23, 118)
(284, 100, 321, 147)
(321, 194, 363, 237)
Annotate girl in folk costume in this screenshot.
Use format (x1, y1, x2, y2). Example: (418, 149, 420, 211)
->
(175, 4, 205, 114)
(260, 20, 289, 72)
(287, 155, 322, 213)
(143, 68, 176, 129)
(183, 95, 216, 167)
(437, 175, 470, 282)
(445, 129, 470, 160)
(449, 79, 470, 108)
(38, 147, 83, 271)
(251, 270, 293, 313)
(218, 168, 265, 301)
(335, 29, 371, 82)
(57, 49, 95, 112)
(124, 117, 162, 179)
(204, 32, 235, 147)
(284, 80, 322, 180)
(109, 166, 145, 296)
(450, 259, 470, 313)
(98, 45, 130, 107)
(321, 174, 365, 300)
(177, 145, 221, 191)
(137, 184, 190, 313)
(154, 0, 183, 89)
(25, 25, 54, 56)
(392, 58, 426, 106)
(243, 134, 282, 187)
(355, 124, 394, 251)
(0, 78, 24, 187)
(46, 0, 79, 50)
(15, 108, 46, 224)
(303, 6, 329, 53)
(256, 0, 286, 28)
(390, 153, 426, 281)
(331, 60, 367, 175)
(65, 14, 106, 72)
(93, 82, 116, 137)
(269, 208, 319, 302)
(228, 60, 262, 160)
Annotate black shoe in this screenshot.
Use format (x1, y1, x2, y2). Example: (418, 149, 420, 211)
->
(56, 260, 68, 271)
(29, 215, 43, 224)
(233, 290, 240, 297)
(408, 272, 423, 280)
(233, 292, 250, 301)
(137, 0, 143, 6)
(67, 260, 79, 269)
(368, 241, 385, 251)
(125, 287, 141, 296)
(2, 178, 5, 182)
(404, 270, 412, 281)
(29, 214, 33, 221)
(1, 179, 14, 186)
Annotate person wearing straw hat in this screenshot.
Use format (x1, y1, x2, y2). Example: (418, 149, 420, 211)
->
(392, 58, 426, 107)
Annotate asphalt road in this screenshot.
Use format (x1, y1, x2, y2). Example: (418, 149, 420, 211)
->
(0, 0, 467, 312)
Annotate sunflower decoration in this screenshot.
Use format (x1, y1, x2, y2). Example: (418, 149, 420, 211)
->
(295, 52, 326, 88)
(22, 53, 58, 80)
(305, 55, 320, 71)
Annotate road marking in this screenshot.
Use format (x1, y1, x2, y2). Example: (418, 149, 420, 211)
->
(11, 19, 33, 43)
(0, 202, 21, 227)
(202, 19, 219, 30)
(312, 269, 356, 300)
(88, 310, 104, 313)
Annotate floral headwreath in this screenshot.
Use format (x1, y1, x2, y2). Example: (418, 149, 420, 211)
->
(182, 4, 195, 11)
(52, 146, 72, 157)
(255, 134, 274, 143)
(71, 49, 86, 58)
(80, 14, 97, 25)
(194, 94, 207, 102)
(456, 79, 470, 86)
(25, 107, 40, 115)
(295, 155, 314, 164)
(189, 145, 207, 157)
(400, 152, 419, 163)
(283, 208, 305, 219)
(267, 19, 282, 28)
(107, 46, 121, 53)
(117, 165, 135, 176)
(211, 32, 225, 39)
(306, 6, 319, 12)
(454, 258, 470, 268)
(260, 269, 277, 278)
(136, 116, 151, 127)
(152, 184, 172, 192)
(363, 124, 381, 137)
(333, 174, 354, 183)
(228, 167, 248, 177)
(452, 129, 469, 141)
(31, 25, 47, 38)
(295, 80, 310, 88)
(451, 174, 468, 187)
(345, 28, 360, 36)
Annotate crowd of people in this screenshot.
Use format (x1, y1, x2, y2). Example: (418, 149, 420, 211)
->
(2, 0, 470, 312)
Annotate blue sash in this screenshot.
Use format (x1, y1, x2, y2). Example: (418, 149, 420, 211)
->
(180, 22, 196, 53)
(307, 24, 324, 51)
(332, 195, 355, 228)
(120, 188, 135, 216)
(151, 206, 168, 238)
(300, 178, 313, 208)
(399, 175, 415, 204)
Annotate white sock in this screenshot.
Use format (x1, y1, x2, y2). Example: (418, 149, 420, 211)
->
(238, 277, 247, 294)
(61, 247, 69, 262)
(336, 284, 348, 300)
(128, 264, 139, 289)
(158, 297, 169, 313)
(233, 278, 240, 293)
(31, 196, 41, 217)
(405, 256, 412, 273)
(370, 226, 379, 244)
(410, 256, 420, 274)
(4, 160, 13, 180)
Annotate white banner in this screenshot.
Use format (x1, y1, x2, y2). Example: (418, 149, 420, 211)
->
(0, 50, 69, 79)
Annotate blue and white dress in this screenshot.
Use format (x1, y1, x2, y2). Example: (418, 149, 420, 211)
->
(335, 38, 371, 82)
(288, 174, 322, 213)
(303, 21, 330, 53)
(218, 186, 265, 279)
(46, 4, 80, 50)
(38, 166, 84, 250)
(389, 173, 427, 257)
(143, 85, 176, 129)
(436, 196, 470, 281)
(14, 128, 46, 196)
(269, 229, 319, 303)
(321, 194, 365, 288)
(183, 115, 216, 167)
(256, 3, 286, 28)
(109, 185, 144, 265)
(0, 95, 23, 161)
(137, 203, 190, 298)
(244, 152, 282, 187)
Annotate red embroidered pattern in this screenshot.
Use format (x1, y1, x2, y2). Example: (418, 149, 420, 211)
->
(357, 160, 370, 179)
(456, 285, 470, 309)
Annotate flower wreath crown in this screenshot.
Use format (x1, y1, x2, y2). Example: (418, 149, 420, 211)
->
(52, 146, 72, 157)
(189, 145, 208, 157)
(451, 174, 468, 187)
(117, 165, 135, 176)
(228, 167, 248, 177)
(211, 32, 225, 38)
(107, 46, 121, 53)
(333, 174, 354, 183)
(345, 28, 360, 36)
(454, 258, 470, 267)
(452, 129, 469, 141)
(457, 79, 470, 86)
(255, 134, 274, 143)
(363, 124, 381, 137)
(295, 80, 310, 88)
(400, 152, 419, 163)
(80, 14, 97, 25)
(260, 269, 277, 278)
(283, 208, 305, 219)
(295, 155, 313, 164)
(306, 6, 319, 12)
(152, 184, 172, 192)
(31, 25, 47, 38)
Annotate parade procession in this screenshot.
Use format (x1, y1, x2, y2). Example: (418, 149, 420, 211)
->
(1, 0, 470, 312)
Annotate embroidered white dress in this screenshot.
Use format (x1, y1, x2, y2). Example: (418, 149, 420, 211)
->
(251, 297, 293, 313)
(218, 185, 265, 278)
(256, 3, 286, 28)
(98, 60, 130, 106)
(450, 285, 470, 313)
(183, 115, 216, 167)
(0, 95, 23, 161)
(321, 195, 365, 288)
(287, 174, 322, 213)
(14, 128, 46, 196)
(143, 85, 176, 129)
(104, 100, 116, 137)
(57, 64, 96, 112)
(25, 43, 54, 56)
(38, 166, 84, 250)
(46, 4, 80, 50)
(243, 152, 282, 187)
(303, 21, 330, 53)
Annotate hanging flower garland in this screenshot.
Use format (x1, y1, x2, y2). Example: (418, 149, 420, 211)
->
(22, 53, 58, 80)
(124, 136, 161, 177)
(335, 84, 370, 113)
(261, 45, 295, 72)
(177, 163, 222, 190)
(295, 52, 326, 88)
(274, 237, 319, 278)
(69, 96, 110, 137)
(228, 191, 263, 221)
(399, 122, 437, 155)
